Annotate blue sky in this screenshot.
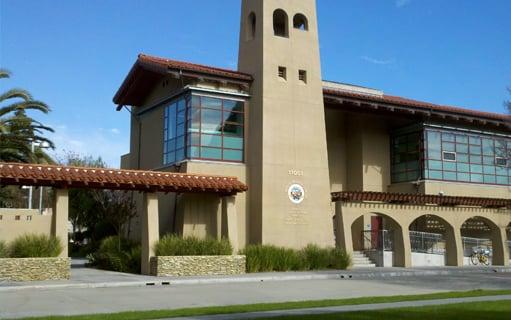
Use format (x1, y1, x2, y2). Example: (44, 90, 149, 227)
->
(1, 0, 510, 167)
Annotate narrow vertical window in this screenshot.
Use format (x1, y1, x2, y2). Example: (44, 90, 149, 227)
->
(247, 12, 256, 41)
(293, 14, 308, 31)
(278, 66, 287, 80)
(273, 9, 289, 37)
(298, 70, 307, 83)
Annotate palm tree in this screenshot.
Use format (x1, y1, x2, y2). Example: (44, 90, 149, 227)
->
(0, 69, 54, 163)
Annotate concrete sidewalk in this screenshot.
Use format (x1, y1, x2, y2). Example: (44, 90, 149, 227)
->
(167, 295, 511, 320)
(1, 260, 511, 292)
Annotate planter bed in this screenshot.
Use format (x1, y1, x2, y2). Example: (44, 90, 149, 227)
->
(150, 255, 246, 277)
(0, 257, 70, 281)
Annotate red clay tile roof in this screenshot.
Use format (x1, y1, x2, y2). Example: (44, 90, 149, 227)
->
(138, 54, 253, 82)
(332, 191, 511, 209)
(0, 163, 247, 195)
(113, 54, 252, 106)
(323, 88, 511, 124)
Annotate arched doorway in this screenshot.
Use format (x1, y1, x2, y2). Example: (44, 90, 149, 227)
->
(351, 213, 407, 267)
(408, 215, 457, 266)
(461, 216, 505, 266)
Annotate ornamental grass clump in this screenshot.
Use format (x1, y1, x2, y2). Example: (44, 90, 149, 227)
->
(0, 240, 7, 258)
(243, 244, 351, 273)
(154, 234, 233, 256)
(88, 236, 141, 274)
(242, 245, 305, 273)
(8, 234, 62, 258)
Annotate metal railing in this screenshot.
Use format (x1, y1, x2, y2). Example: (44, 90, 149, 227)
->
(362, 230, 394, 251)
(409, 231, 446, 255)
(462, 236, 492, 257)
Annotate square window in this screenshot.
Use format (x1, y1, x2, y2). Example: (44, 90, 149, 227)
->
(442, 151, 456, 161)
(15, 215, 20, 221)
(298, 70, 307, 83)
(26, 215, 32, 221)
(278, 66, 287, 80)
(495, 157, 507, 166)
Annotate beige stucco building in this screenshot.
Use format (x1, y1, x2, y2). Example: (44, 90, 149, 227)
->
(113, 0, 511, 268)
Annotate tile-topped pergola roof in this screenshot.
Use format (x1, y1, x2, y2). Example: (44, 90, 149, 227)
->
(332, 191, 511, 209)
(0, 163, 248, 195)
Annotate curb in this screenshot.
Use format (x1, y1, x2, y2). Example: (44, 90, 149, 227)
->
(1, 267, 510, 292)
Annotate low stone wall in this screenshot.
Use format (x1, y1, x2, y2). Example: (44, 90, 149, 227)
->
(0, 257, 70, 281)
(151, 255, 246, 277)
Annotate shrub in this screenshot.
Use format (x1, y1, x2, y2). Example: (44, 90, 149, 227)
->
(9, 234, 62, 258)
(154, 234, 232, 256)
(242, 245, 305, 273)
(0, 240, 8, 258)
(89, 236, 141, 274)
(243, 244, 351, 273)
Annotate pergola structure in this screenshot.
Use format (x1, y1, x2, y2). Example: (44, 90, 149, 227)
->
(0, 163, 248, 274)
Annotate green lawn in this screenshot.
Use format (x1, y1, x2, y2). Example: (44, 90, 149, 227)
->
(261, 301, 511, 320)
(19, 289, 511, 320)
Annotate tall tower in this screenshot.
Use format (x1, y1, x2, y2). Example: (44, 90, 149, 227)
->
(238, 0, 334, 248)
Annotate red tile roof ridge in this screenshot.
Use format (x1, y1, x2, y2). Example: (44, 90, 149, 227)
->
(334, 190, 511, 202)
(0, 162, 241, 181)
(323, 87, 511, 122)
(138, 53, 253, 81)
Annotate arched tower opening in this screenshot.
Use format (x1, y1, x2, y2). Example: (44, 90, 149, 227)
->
(273, 9, 289, 37)
(293, 13, 308, 31)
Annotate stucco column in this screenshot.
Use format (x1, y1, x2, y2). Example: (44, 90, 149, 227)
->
(216, 198, 223, 240)
(222, 196, 238, 254)
(491, 227, 509, 266)
(334, 202, 353, 255)
(445, 225, 464, 267)
(394, 226, 412, 268)
(51, 189, 69, 258)
(141, 192, 159, 275)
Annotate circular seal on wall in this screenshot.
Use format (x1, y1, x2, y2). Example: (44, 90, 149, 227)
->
(288, 184, 305, 204)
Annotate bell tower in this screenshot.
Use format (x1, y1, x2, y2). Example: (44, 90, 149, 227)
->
(238, 0, 334, 248)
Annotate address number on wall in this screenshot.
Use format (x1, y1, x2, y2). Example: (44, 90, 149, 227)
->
(288, 170, 304, 176)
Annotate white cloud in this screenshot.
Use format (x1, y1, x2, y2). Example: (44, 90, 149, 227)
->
(47, 124, 128, 168)
(395, 0, 412, 8)
(361, 55, 395, 65)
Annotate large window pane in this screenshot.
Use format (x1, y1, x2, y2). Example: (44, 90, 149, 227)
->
(223, 149, 243, 161)
(201, 147, 222, 160)
(224, 100, 244, 113)
(224, 136, 244, 149)
(201, 109, 223, 134)
(201, 134, 222, 148)
(201, 96, 222, 110)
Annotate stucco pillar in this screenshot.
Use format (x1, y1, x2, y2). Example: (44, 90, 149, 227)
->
(141, 192, 159, 275)
(394, 226, 412, 268)
(216, 198, 223, 240)
(51, 189, 69, 258)
(334, 202, 353, 255)
(491, 227, 509, 266)
(445, 226, 464, 267)
(222, 196, 238, 254)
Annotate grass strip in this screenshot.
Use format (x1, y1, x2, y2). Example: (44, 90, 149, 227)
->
(260, 300, 511, 319)
(18, 289, 511, 320)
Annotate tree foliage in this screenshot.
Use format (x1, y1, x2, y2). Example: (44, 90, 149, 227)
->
(0, 69, 54, 163)
(61, 153, 137, 250)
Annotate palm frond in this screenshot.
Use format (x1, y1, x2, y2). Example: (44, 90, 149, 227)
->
(0, 89, 33, 103)
(0, 69, 11, 80)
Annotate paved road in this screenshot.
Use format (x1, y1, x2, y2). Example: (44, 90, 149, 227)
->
(168, 295, 511, 320)
(1, 272, 510, 319)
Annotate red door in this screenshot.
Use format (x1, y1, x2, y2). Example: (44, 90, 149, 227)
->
(371, 216, 383, 249)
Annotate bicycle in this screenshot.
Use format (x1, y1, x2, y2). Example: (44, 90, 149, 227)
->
(470, 247, 490, 266)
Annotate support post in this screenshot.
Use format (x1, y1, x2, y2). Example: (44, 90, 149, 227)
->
(491, 227, 509, 266)
(334, 202, 353, 255)
(222, 196, 238, 254)
(394, 226, 412, 268)
(141, 192, 159, 275)
(51, 189, 69, 258)
(445, 226, 464, 267)
(216, 198, 222, 240)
